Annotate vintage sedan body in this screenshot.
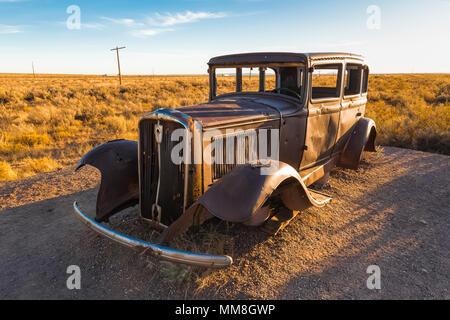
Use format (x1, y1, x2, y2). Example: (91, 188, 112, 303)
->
(74, 52, 376, 267)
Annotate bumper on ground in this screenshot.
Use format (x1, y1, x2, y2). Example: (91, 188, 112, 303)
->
(73, 201, 233, 268)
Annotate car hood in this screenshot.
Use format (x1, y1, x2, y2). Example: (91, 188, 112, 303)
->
(176, 95, 299, 128)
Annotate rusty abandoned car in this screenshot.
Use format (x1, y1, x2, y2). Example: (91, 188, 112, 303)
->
(74, 52, 377, 267)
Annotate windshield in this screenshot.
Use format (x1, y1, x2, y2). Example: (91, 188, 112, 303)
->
(210, 65, 304, 100)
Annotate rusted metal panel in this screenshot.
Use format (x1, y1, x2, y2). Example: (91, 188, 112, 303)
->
(160, 161, 331, 244)
(300, 154, 339, 187)
(300, 100, 341, 169)
(338, 117, 377, 169)
(74, 51, 376, 268)
(334, 62, 367, 153)
(300, 61, 344, 169)
(208, 52, 308, 66)
(75, 139, 139, 222)
(201, 119, 280, 191)
(335, 97, 366, 154)
(194, 161, 330, 223)
(307, 52, 364, 61)
(208, 52, 364, 67)
(177, 97, 280, 128)
(279, 112, 308, 170)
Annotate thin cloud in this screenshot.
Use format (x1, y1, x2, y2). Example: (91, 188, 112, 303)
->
(101, 17, 144, 27)
(97, 10, 230, 37)
(0, 24, 22, 34)
(130, 28, 173, 38)
(147, 11, 227, 27)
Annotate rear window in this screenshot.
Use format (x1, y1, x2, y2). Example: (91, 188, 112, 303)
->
(362, 67, 369, 93)
(344, 64, 363, 96)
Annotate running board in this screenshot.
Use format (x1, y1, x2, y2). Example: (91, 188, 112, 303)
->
(307, 189, 332, 205)
(260, 188, 331, 235)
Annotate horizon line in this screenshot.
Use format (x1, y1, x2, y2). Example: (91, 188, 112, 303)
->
(1, 72, 450, 76)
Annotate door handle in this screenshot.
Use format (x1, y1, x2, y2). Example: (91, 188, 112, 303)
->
(322, 105, 340, 113)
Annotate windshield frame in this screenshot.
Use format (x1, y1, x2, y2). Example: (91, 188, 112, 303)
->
(209, 63, 306, 103)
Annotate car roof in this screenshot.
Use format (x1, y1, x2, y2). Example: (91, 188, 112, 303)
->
(208, 52, 364, 66)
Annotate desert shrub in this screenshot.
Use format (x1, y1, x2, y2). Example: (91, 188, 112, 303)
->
(366, 74, 450, 155)
(0, 73, 448, 181)
(26, 105, 56, 125)
(21, 157, 61, 177)
(0, 89, 15, 105)
(24, 91, 36, 102)
(103, 115, 128, 135)
(10, 133, 50, 147)
(0, 161, 17, 181)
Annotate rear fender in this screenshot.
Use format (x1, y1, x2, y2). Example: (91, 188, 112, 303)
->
(339, 118, 377, 170)
(76, 139, 139, 222)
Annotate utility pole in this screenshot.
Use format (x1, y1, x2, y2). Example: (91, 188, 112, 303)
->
(110, 46, 126, 85)
(32, 61, 36, 78)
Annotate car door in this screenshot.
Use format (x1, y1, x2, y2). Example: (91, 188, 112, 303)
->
(335, 63, 366, 153)
(300, 63, 343, 170)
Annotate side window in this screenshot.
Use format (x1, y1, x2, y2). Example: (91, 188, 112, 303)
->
(311, 64, 341, 99)
(279, 67, 302, 95)
(344, 64, 363, 96)
(362, 67, 369, 93)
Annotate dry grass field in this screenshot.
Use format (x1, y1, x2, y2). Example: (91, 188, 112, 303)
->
(0, 73, 449, 181)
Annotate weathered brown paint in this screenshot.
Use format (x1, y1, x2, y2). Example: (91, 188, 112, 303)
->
(160, 161, 331, 244)
(75, 52, 377, 266)
(339, 117, 377, 169)
(75, 139, 139, 222)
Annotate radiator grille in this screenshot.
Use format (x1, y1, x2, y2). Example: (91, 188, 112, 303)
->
(139, 119, 186, 224)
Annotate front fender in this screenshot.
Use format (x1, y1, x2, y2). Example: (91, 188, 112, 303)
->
(160, 161, 331, 244)
(198, 161, 330, 222)
(76, 139, 139, 222)
(339, 118, 377, 170)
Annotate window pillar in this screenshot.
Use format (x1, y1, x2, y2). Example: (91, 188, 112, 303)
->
(209, 68, 216, 100)
(259, 67, 266, 92)
(236, 68, 242, 92)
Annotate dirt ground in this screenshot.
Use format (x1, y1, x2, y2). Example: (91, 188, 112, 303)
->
(0, 146, 449, 299)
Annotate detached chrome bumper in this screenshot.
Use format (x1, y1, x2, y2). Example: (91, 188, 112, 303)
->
(73, 201, 233, 268)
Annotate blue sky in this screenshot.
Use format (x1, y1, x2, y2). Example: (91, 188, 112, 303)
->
(0, 0, 449, 74)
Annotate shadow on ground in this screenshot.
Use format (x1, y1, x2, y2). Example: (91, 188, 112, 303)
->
(0, 147, 449, 299)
